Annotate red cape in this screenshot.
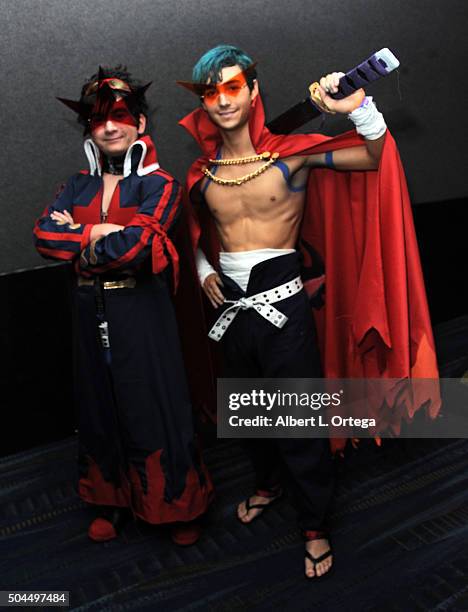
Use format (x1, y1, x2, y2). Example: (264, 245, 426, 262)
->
(178, 95, 440, 454)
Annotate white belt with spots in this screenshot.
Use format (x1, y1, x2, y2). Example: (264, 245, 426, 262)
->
(208, 276, 303, 342)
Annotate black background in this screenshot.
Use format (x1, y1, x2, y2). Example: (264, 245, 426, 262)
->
(1, 0, 468, 273)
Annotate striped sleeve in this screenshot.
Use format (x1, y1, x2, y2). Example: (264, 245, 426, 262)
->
(79, 174, 182, 274)
(33, 176, 93, 261)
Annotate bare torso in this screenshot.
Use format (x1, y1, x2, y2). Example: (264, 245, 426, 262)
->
(201, 155, 309, 251)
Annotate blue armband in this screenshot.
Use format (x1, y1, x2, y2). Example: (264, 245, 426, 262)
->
(325, 150, 335, 169)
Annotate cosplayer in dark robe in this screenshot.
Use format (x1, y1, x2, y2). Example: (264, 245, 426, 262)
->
(34, 68, 213, 545)
(177, 44, 440, 577)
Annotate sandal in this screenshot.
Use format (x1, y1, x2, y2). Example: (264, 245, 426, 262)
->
(237, 486, 283, 523)
(304, 530, 333, 578)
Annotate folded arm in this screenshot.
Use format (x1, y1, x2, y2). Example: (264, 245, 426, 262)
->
(33, 177, 94, 261)
(79, 175, 182, 274)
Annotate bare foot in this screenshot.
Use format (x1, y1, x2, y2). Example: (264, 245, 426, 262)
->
(237, 494, 280, 523)
(305, 538, 333, 578)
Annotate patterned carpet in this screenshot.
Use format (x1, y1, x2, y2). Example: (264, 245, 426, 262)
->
(0, 434, 467, 611)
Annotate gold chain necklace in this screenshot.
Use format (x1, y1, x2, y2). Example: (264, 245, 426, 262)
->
(208, 151, 275, 165)
(203, 151, 279, 186)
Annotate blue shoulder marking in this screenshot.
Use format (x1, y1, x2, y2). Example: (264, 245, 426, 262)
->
(272, 159, 306, 193)
(272, 159, 290, 181)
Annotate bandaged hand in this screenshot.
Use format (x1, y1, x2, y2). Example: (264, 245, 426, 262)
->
(315, 72, 365, 114)
(347, 96, 387, 140)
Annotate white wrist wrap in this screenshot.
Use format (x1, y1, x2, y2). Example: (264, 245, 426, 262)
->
(196, 248, 216, 285)
(348, 96, 387, 140)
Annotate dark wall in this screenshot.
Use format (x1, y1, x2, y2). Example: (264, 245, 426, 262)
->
(1, 264, 74, 456)
(1, 0, 468, 273)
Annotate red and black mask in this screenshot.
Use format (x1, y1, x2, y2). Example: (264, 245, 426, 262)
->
(89, 97, 138, 131)
(57, 66, 151, 133)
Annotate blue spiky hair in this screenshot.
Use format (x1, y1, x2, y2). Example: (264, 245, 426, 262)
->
(192, 44, 257, 89)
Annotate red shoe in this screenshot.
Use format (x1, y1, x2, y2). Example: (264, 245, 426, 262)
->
(88, 507, 130, 542)
(171, 521, 201, 546)
(88, 517, 117, 542)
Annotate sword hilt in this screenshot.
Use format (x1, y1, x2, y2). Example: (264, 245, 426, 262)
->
(332, 48, 400, 99)
(267, 48, 400, 134)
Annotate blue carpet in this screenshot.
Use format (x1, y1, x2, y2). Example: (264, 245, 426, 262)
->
(0, 435, 467, 611)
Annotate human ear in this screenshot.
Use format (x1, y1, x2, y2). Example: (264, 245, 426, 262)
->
(138, 114, 146, 135)
(251, 79, 259, 102)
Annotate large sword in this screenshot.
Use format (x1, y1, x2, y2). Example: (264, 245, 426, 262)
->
(267, 48, 399, 134)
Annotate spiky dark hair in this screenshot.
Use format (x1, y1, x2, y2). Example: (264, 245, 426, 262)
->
(78, 64, 150, 132)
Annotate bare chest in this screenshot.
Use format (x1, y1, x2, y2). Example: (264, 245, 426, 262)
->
(101, 174, 122, 215)
(204, 160, 306, 222)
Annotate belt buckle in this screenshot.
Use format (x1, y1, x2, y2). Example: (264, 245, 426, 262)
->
(103, 278, 136, 290)
(77, 277, 94, 287)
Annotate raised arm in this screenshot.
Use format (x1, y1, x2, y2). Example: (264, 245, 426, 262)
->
(305, 73, 386, 170)
(268, 72, 387, 171)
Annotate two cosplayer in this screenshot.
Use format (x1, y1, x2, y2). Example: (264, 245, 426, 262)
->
(34, 45, 438, 579)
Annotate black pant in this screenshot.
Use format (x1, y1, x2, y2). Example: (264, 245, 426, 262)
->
(219, 252, 335, 532)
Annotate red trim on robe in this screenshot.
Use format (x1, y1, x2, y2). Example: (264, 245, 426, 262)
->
(79, 451, 214, 524)
(35, 247, 76, 260)
(79, 224, 93, 250)
(78, 458, 130, 508)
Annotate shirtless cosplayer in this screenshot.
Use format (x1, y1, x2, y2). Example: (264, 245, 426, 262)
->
(177, 45, 389, 578)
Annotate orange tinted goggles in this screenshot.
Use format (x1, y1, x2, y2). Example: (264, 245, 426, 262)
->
(177, 64, 256, 105)
(202, 74, 248, 105)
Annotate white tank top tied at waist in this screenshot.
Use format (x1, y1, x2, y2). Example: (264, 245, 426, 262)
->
(219, 248, 295, 292)
(208, 275, 303, 341)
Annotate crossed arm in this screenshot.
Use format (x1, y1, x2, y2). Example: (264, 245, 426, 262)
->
(50, 209, 124, 240)
(34, 174, 182, 273)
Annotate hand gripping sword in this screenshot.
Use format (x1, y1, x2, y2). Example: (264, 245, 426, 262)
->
(267, 48, 399, 134)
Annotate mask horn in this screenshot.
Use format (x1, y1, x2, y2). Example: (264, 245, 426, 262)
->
(97, 65, 106, 84)
(135, 81, 152, 96)
(176, 80, 208, 96)
(56, 97, 90, 118)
